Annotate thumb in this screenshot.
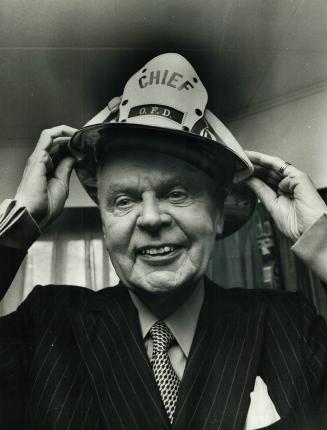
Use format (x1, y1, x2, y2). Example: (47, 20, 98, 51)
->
(54, 156, 75, 186)
(245, 177, 277, 212)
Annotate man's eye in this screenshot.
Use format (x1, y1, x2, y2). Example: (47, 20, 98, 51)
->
(115, 197, 134, 208)
(168, 190, 188, 202)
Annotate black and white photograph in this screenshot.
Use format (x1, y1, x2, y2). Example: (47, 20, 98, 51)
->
(0, 1, 326, 429)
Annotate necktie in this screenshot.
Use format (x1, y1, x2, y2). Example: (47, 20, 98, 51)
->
(150, 321, 181, 424)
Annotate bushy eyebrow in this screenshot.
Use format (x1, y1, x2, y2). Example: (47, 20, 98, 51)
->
(105, 175, 200, 199)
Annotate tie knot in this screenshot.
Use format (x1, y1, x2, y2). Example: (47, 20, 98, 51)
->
(150, 321, 174, 353)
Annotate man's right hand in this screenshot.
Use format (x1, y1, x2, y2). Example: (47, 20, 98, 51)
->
(14, 125, 77, 229)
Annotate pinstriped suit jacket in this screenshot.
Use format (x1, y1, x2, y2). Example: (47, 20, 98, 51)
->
(0, 246, 326, 430)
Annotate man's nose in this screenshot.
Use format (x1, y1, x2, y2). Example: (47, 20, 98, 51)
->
(136, 192, 171, 231)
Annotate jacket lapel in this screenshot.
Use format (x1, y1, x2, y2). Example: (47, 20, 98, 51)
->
(173, 279, 267, 430)
(69, 286, 170, 430)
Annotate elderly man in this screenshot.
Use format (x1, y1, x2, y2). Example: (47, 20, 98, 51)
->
(0, 54, 326, 430)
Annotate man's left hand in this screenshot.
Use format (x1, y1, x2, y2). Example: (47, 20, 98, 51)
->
(245, 150, 327, 242)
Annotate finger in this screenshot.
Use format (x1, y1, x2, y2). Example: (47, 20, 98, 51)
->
(253, 165, 281, 183)
(25, 149, 54, 176)
(278, 176, 298, 195)
(35, 125, 77, 153)
(53, 156, 75, 187)
(245, 177, 277, 212)
(246, 150, 285, 171)
(48, 136, 72, 155)
(246, 150, 299, 177)
(16, 151, 54, 202)
(48, 137, 73, 167)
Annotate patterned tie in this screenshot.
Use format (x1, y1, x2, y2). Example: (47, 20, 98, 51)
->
(150, 321, 181, 424)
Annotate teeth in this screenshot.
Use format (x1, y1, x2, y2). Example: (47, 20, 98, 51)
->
(141, 246, 176, 256)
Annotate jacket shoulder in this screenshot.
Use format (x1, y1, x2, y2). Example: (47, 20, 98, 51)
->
(205, 277, 319, 320)
(18, 283, 126, 316)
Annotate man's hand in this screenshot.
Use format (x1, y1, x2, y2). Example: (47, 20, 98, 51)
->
(15, 125, 77, 229)
(245, 150, 327, 242)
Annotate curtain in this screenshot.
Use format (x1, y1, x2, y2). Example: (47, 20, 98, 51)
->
(0, 208, 119, 315)
(1, 205, 326, 320)
(274, 229, 327, 319)
(208, 205, 271, 291)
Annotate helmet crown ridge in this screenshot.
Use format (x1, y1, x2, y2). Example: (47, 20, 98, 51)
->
(118, 53, 208, 133)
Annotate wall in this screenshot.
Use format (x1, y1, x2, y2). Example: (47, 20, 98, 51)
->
(228, 83, 327, 189)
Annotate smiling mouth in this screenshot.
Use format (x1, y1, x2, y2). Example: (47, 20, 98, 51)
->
(138, 245, 180, 257)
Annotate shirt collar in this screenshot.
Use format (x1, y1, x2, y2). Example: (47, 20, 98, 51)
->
(129, 280, 204, 358)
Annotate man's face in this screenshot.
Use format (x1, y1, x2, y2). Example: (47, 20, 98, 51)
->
(97, 150, 224, 295)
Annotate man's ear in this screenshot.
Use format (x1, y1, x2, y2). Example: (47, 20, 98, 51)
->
(102, 223, 107, 241)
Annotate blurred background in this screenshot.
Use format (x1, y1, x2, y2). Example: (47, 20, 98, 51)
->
(1, 0, 326, 316)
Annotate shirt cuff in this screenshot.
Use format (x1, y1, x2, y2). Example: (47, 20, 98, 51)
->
(0, 199, 41, 250)
(291, 212, 327, 282)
